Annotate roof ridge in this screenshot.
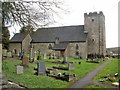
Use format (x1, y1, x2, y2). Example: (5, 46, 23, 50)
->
(37, 25, 84, 30)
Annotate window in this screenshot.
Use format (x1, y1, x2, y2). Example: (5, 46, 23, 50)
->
(76, 44, 79, 50)
(48, 44, 52, 49)
(76, 51, 79, 56)
(92, 19, 94, 22)
(92, 39, 95, 42)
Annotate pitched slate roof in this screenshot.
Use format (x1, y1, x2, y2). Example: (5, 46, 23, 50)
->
(31, 25, 87, 43)
(10, 33, 28, 43)
(52, 43, 68, 50)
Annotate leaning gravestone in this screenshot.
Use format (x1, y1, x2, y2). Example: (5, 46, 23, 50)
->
(44, 53, 47, 60)
(37, 61, 46, 75)
(68, 63, 75, 70)
(16, 65, 23, 74)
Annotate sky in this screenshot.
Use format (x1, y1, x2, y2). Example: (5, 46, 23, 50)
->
(9, 0, 119, 48)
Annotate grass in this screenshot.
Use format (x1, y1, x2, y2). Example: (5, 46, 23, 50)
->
(93, 58, 119, 85)
(2, 56, 107, 88)
(86, 85, 107, 88)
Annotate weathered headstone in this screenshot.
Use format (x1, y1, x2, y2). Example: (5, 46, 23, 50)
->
(64, 57, 68, 62)
(37, 61, 46, 75)
(68, 63, 75, 70)
(57, 52, 60, 59)
(19, 51, 24, 60)
(16, 65, 23, 74)
(44, 53, 47, 60)
(30, 47, 34, 60)
(22, 57, 29, 67)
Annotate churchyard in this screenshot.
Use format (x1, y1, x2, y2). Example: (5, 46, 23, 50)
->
(93, 58, 119, 86)
(2, 49, 111, 88)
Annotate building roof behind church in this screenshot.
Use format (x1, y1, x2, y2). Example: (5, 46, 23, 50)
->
(32, 25, 87, 43)
(10, 33, 28, 43)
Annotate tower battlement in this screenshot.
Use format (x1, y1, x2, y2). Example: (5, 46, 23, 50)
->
(84, 11, 104, 17)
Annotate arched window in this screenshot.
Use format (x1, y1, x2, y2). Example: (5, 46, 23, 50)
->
(76, 51, 79, 56)
(48, 44, 52, 49)
(76, 44, 79, 50)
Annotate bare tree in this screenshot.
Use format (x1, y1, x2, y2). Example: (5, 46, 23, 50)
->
(1, 0, 65, 28)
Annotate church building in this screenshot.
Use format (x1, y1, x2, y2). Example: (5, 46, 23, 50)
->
(9, 11, 106, 58)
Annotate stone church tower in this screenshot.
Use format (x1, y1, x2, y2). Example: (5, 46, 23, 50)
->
(84, 11, 106, 57)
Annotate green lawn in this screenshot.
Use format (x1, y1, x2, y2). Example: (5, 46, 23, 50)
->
(86, 85, 107, 88)
(2, 57, 107, 88)
(93, 58, 119, 86)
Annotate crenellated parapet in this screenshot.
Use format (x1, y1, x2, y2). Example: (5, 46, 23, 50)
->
(84, 11, 104, 17)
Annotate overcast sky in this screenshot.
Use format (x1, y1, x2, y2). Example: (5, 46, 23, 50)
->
(9, 0, 119, 48)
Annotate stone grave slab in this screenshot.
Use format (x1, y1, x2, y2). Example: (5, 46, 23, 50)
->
(16, 65, 23, 74)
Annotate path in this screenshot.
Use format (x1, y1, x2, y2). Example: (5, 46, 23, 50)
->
(70, 59, 118, 88)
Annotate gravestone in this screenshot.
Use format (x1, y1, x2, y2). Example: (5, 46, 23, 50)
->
(63, 57, 68, 62)
(16, 65, 23, 74)
(7, 52, 12, 57)
(37, 61, 46, 75)
(68, 63, 75, 70)
(19, 51, 24, 60)
(22, 57, 29, 67)
(18, 49, 21, 57)
(30, 47, 34, 60)
(57, 52, 60, 59)
(44, 53, 47, 60)
(53, 53, 56, 59)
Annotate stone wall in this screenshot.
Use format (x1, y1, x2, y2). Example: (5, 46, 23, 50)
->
(66, 42, 87, 58)
(9, 43, 21, 54)
(22, 34, 32, 54)
(31, 43, 55, 55)
(32, 42, 87, 58)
